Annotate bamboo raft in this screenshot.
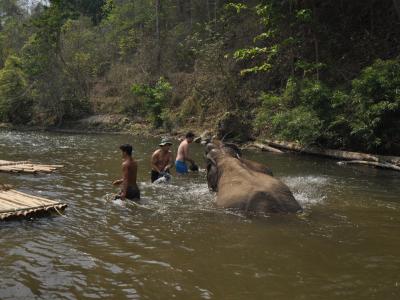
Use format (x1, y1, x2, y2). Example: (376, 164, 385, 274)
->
(0, 160, 64, 174)
(0, 187, 67, 221)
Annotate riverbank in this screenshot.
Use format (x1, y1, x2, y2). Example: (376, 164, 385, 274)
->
(0, 113, 216, 139)
(2, 114, 400, 172)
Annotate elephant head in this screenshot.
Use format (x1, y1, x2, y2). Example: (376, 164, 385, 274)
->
(205, 142, 222, 192)
(205, 142, 273, 191)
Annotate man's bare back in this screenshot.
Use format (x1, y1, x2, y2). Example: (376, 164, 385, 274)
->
(175, 132, 196, 174)
(113, 144, 140, 200)
(176, 140, 189, 162)
(122, 158, 138, 188)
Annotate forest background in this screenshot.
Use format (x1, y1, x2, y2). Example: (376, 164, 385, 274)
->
(0, 0, 399, 154)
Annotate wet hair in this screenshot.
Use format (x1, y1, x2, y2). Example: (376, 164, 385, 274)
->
(186, 131, 195, 139)
(119, 144, 133, 156)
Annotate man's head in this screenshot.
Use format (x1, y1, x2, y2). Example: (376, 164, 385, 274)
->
(159, 138, 173, 151)
(119, 144, 133, 158)
(185, 131, 195, 143)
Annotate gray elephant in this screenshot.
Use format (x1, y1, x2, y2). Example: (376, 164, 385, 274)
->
(205, 141, 302, 214)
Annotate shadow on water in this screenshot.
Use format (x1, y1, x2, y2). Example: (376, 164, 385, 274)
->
(1, 130, 400, 300)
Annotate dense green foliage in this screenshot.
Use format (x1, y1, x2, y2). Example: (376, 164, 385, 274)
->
(131, 77, 172, 128)
(0, 0, 399, 153)
(0, 55, 32, 123)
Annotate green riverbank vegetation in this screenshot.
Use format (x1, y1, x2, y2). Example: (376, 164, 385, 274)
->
(0, 0, 399, 154)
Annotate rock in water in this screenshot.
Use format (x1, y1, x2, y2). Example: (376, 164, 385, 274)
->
(217, 112, 253, 142)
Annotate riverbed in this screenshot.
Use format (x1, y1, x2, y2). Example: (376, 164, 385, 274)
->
(0, 130, 399, 299)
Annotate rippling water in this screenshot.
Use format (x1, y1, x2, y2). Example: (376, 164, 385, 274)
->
(1, 130, 400, 300)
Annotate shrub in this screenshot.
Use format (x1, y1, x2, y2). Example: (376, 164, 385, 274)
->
(131, 77, 172, 127)
(299, 80, 332, 120)
(270, 106, 322, 145)
(350, 58, 400, 152)
(256, 78, 324, 145)
(0, 56, 32, 124)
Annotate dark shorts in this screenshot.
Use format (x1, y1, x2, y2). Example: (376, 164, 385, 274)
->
(115, 186, 140, 201)
(151, 170, 170, 183)
(151, 170, 161, 183)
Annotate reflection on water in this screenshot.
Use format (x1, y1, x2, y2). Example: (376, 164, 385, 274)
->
(1, 130, 400, 300)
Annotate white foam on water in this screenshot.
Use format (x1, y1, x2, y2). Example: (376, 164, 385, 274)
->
(135, 180, 216, 216)
(282, 175, 329, 207)
(112, 199, 126, 207)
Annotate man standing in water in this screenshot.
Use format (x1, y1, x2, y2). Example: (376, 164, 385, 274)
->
(113, 144, 140, 200)
(175, 132, 197, 174)
(151, 138, 173, 182)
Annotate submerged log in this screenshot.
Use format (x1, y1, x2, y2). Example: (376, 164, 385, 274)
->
(264, 139, 380, 161)
(263, 139, 400, 171)
(337, 160, 400, 172)
(243, 142, 283, 153)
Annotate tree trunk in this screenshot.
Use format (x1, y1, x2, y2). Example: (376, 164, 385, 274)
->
(206, 0, 211, 22)
(155, 0, 161, 72)
(263, 139, 400, 167)
(265, 139, 377, 161)
(214, 0, 219, 24)
(189, 0, 193, 29)
(337, 160, 400, 172)
(394, 0, 400, 20)
(312, 0, 319, 81)
(244, 143, 284, 154)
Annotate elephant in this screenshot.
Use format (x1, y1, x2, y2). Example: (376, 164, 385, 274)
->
(205, 141, 302, 214)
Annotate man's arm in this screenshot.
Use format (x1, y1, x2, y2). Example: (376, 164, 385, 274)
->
(131, 161, 138, 185)
(163, 152, 173, 172)
(112, 179, 123, 185)
(183, 144, 195, 165)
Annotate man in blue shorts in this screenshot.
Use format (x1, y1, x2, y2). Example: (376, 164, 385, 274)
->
(175, 132, 197, 174)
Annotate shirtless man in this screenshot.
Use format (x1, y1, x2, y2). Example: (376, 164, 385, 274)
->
(113, 144, 140, 200)
(175, 132, 197, 174)
(151, 138, 173, 182)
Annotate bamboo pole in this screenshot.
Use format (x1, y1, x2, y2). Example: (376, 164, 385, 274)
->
(0, 163, 63, 174)
(0, 189, 67, 221)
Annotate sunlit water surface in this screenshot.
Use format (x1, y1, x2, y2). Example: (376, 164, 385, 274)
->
(0, 130, 399, 300)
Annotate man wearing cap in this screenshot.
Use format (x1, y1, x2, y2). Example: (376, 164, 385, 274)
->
(113, 144, 140, 200)
(151, 138, 173, 183)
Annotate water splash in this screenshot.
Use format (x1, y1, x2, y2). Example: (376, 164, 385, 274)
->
(282, 175, 329, 207)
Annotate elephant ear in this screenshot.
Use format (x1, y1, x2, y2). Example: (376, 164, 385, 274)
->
(205, 143, 217, 155)
(206, 156, 219, 192)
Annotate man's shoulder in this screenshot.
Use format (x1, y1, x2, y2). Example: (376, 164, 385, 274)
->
(179, 139, 188, 146)
(123, 159, 136, 166)
(153, 149, 161, 155)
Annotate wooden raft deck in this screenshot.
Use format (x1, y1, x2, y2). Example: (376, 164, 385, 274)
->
(0, 160, 64, 174)
(0, 189, 67, 221)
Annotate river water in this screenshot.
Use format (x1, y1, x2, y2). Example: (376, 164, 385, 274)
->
(0, 130, 399, 300)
